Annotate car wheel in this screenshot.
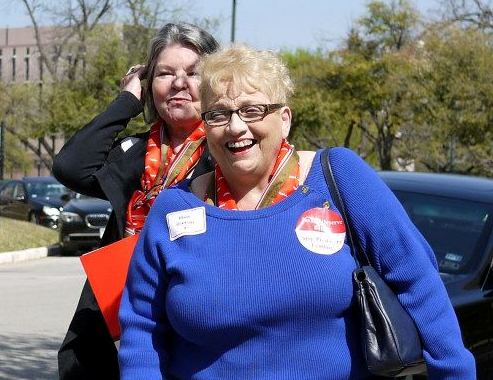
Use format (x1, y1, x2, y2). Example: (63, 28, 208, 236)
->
(29, 212, 39, 224)
(60, 246, 78, 256)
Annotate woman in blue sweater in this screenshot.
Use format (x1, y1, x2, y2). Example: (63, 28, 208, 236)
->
(118, 45, 476, 379)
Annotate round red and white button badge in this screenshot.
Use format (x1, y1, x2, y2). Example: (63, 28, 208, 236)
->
(295, 207, 346, 255)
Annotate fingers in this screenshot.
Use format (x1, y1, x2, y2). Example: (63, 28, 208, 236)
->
(120, 64, 145, 91)
(120, 65, 145, 99)
(125, 64, 145, 77)
(126, 66, 138, 76)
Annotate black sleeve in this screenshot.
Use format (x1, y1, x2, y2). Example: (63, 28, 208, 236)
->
(53, 91, 144, 198)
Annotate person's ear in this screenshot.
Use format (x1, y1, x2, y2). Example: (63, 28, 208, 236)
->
(280, 106, 292, 139)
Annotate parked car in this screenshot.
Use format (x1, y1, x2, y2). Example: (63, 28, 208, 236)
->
(379, 171, 493, 379)
(59, 193, 112, 255)
(0, 176, 69, 228)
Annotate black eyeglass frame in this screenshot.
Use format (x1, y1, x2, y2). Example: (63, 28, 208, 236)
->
(201, 103, 285, 127)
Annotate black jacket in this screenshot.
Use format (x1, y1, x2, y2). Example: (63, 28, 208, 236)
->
(55, 91, 212, 244)
(54, 91, 146, 242)
(53, 91, 212, 379)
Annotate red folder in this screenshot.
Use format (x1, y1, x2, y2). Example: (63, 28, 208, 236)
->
(80, 233, 139, 340)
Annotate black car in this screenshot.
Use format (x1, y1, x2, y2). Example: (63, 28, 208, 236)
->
(379, 171, 493, 379)
(59, 193, 112, 255)
(0, 176, 69, 228)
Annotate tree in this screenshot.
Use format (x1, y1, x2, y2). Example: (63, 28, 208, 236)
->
(329, 0, 422, 169)
(0, 24, 131, 175)
(283, 1, 424, 170)
(121, 0, 186, 64)
(0, 82, 53, 172)
(357, 0, 421, 54)
(32, 25, 134, 141)
(403, 26, 493, 175)
(282, 50, 346, 151)
(286, 1, 493, 175)
(9, 0, 221, 174)
(439, 0, 493, 30)
(4, 133, 33, 177)
(330, 48, 420, 169)
(20, 0, 113, 81)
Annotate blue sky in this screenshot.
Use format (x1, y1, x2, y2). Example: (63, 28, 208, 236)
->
(0, 0, 437, 51)
(194, 0, 437, 50)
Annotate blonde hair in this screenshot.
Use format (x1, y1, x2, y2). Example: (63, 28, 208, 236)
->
(199, 45, 294, 108)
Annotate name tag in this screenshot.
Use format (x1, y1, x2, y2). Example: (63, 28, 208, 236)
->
(295, 207, 346, 255)
(120, 137, 138, 152)
(166, 207, 207, 241)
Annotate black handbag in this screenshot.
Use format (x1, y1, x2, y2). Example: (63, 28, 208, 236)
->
(320, 148, 427, 378)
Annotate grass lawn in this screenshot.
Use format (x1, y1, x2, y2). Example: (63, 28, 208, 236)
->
(0, 217, 58, 252)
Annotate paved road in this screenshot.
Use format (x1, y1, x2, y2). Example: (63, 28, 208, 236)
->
(0, 257, 85, 380)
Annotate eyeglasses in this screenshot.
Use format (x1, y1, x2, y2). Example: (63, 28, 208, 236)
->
(201, 104, 285, 127)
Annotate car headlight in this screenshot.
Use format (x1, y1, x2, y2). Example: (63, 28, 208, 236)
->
(43, 206, 61, 216)
(60, 211, 83, 223)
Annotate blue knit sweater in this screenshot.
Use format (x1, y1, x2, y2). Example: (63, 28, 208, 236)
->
(119, 148, 475, 379)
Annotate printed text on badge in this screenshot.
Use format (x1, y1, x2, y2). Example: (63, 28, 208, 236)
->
(295, 207, 346, 255)
(166, 207, 207, 241)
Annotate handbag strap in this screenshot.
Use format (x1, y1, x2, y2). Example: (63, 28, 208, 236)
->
(320, 148, 370, 267)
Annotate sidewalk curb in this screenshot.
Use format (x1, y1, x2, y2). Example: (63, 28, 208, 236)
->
(0, 245, 60, 265)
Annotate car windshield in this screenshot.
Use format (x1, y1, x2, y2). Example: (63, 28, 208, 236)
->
(26, 182, 68, 198)
(393, 191, 492, 274)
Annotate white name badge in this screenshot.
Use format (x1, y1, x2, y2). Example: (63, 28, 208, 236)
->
(120, 137, 138, 152)
(295, 207, 346, 255)
(166, 207, 207, 241)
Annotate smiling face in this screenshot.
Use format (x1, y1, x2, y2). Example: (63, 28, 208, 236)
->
(151, 43, 202, 136)
(205, 86, 291, 186)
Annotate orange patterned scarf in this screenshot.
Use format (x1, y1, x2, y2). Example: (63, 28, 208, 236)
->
(207, 139, 299, 210)
(125, 121, 206, 235)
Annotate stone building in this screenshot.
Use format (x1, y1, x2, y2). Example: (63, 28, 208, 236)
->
(1, 26, 45, 84)
(0, 26, 67, 178)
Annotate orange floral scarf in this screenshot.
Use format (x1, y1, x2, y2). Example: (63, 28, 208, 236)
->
(125, 121, 206, 235)
(207, 139, 299, 210)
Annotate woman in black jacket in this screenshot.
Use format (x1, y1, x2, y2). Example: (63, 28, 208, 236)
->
(53, 22, 219, 379)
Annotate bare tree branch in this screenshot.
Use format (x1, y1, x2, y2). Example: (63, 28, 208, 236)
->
(300, 129, 335, 149)
(20, 0, 57, 78)
(38, 136, 55, 158)
(4, 126, 52, 169)
(440, 0, 493, 29)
